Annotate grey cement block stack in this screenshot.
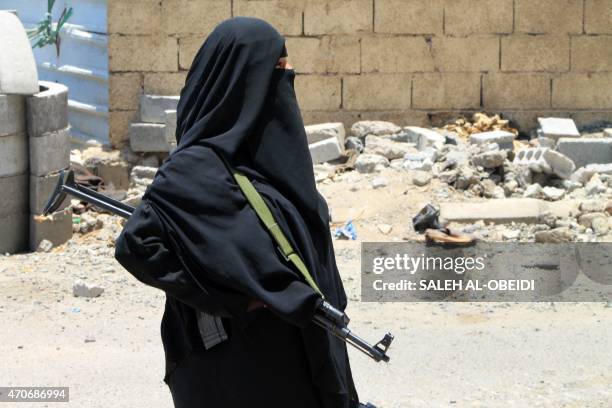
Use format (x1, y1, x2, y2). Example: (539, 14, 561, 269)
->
(0, 11, 38, 253)
(27, 81, 72, 250)
(130, 95, 178, 153)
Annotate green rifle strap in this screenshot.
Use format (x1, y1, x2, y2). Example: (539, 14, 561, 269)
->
(230, 170, 324, 297)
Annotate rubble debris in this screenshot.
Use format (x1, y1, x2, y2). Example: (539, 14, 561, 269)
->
(470, 130, 516, 151)
(354, 154, 389, 174)
(309, 137, 343, 164)
(350, 121, 401, 139)
(556, 138, 612, 168)
(585, 174, 607, 196)
(73, 280, 105, 298)
(537, 117, 580, 141)
(412, 171, 432, 186)
(364, 135, 416, 160)
(402, 127, 445, 150)
(535, 228, 575, 243)
(37, 239, 53, 253)
(471, 150, 507, 169)
(371, 177, 387, 189)
(443, 113, 518, 140)
(513, 148, 576, 180)
(305, 122, 345, 145)
(345, 136, 364, 152)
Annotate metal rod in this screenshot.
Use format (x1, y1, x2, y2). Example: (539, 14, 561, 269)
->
(64, 185, 133, 219)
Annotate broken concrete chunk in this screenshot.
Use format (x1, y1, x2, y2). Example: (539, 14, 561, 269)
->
(403, 127, 446, 150)
(542, 186, 565, 201)
(472, 150, 507, 169)
(412, 171, 432, 186)
(350, 121, 400, 139)
(309, 137, 343, 164)
(535, 228, 575, 243)
(305, 122, 345, 146)
(469, 130, 515, 151)
(354, 154, 389, 174)
(538, 117, 580, 141)
(364, 135, 416, 160)
(440, 199, 578, 224)
(73, 280, 105, 298)
(556, 138, 612, 169)
(513, 148, 575, 179)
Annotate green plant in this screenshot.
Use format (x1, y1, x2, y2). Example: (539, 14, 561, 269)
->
(27, 0, 73, 56)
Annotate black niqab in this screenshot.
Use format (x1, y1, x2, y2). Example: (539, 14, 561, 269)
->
(128, 17, 358, 407)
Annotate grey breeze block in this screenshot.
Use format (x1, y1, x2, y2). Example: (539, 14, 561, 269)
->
(29, 127, 71, 177)
(26, 81, 69, 138)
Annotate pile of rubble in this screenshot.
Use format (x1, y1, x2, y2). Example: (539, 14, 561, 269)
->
(306, 114, 612, 242)
(71, 110, 612, 243)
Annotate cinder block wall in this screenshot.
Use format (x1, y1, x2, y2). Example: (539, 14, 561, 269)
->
(107, 0, 612, 147)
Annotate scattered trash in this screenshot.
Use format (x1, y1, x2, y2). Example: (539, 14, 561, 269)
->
(37, 239, 53, 253)
(334, 220, 357, 240)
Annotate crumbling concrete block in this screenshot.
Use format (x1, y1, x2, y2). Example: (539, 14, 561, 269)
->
(364, 135, 416, 160)
(571, 163, 612, 184)
(0, 132, 28, 177)
(469, 130, 515, 150)
(29, 127, 70, 176)
(29, 208, 72, 251)
(350, 121, 401, 139)
(26, 81, 69, 138)
(309, 137, 343, 164)
(30, 172, 70, 214)
(305, 122, 345, 146)
(0, 12, 39, 95)
(355, 154, 390, 173)
(140, 95, 179, 123)
(0, 174, 28, 218)
(440, 199, 579, 224)
(403, 127, 446, 150)
(0, 212, 28, 253)
(556, 138, 612, 168)
(513, 147, 576, 179)
(538, 117, 580, 141)
(0, 94, 25, 137)
(472, 150, 507, 169)
(130, 123, 172, 152)
(73, 280, 105, 298)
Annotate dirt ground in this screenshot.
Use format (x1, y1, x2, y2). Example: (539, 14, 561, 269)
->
(2, 169, 612, 407)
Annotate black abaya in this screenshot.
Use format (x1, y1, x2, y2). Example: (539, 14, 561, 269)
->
(114, 16, 359, 408)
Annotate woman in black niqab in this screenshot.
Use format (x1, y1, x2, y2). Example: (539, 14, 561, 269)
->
(114, 16, 360, 408)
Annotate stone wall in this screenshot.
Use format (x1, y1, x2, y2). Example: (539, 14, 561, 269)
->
(107, 0, 612, 148)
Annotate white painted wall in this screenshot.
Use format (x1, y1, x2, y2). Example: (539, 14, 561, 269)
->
(0, 0, 108, 144)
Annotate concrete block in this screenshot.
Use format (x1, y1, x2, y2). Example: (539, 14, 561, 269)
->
(0, 212, 28, 253)
(403, 127, 446, 150)
(30, 172, 70, 215)
(26, 81, 69, 138)
(571, 163, 612, 184)
(556, 138, 612, 168)
(29, 127, 70, 176)
(164, 110, 177, 145)
(0, 174, 28, 218)
(538, 117, 580, 141)
(0, 12, 38, 95)
(29, 208, 72, 251)
(440, 199, 578, 224)
(0, 132, 28, 177)
(350, 121, 401, 139)
(309, 137, 343, 164)
(140, 95, 179, 123)
(605, 129, 612, 138)
(470, 130, 516, 150)
(514, 148, 576, 179)
(0, 94, 25, 137)
(129, 123, 172, 153)
(305, 123, 345, 145)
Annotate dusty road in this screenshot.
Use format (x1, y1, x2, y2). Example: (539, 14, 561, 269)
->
(1, 229, 611, 408)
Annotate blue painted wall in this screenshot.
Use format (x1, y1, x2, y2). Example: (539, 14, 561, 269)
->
(0, 0, 109, 144)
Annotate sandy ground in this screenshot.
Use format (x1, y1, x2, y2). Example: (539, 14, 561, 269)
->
(2, 170, 612, 407)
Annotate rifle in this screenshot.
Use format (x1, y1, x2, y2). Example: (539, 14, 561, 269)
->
(44, 169, 394, 363)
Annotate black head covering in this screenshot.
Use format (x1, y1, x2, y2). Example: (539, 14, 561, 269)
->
(139, 17, 357, 406)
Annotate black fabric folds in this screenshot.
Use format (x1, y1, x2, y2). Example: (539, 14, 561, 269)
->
(115, 17, 358, 407)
